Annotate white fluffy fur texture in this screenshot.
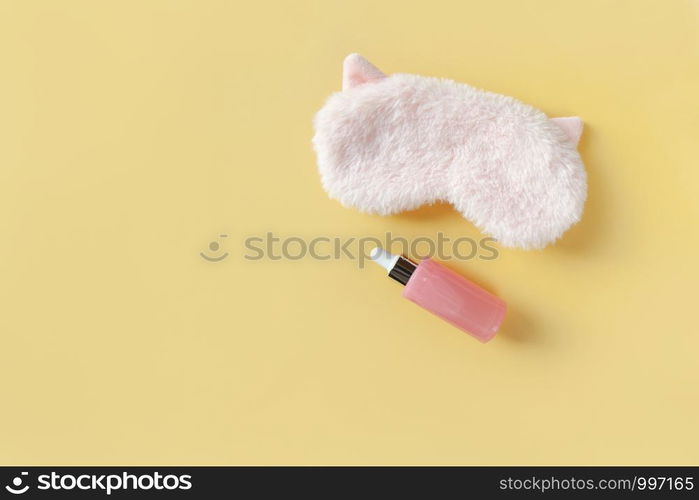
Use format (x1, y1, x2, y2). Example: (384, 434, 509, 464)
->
(313, 54, 587, 249)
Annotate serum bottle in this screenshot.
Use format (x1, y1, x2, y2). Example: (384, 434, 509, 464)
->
(370, 247, 506, 342)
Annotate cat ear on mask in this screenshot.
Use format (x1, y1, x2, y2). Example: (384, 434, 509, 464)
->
(342, 53, 386, 90)
(551, 116, 583, 146)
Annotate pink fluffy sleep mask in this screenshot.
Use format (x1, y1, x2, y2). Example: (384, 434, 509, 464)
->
(312, 54, 587, 249)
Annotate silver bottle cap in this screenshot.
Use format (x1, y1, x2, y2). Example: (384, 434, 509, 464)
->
(369, 247, 417, 286)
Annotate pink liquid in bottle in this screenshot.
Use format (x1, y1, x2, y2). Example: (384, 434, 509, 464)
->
(370, 247, 506, 342)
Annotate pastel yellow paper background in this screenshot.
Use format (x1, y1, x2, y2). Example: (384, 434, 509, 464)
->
(0, 0, 697, 465)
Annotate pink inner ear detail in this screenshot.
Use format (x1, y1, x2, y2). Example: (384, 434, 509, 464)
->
(551, 117, 583, 146)
(342, 53, 386, 90)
